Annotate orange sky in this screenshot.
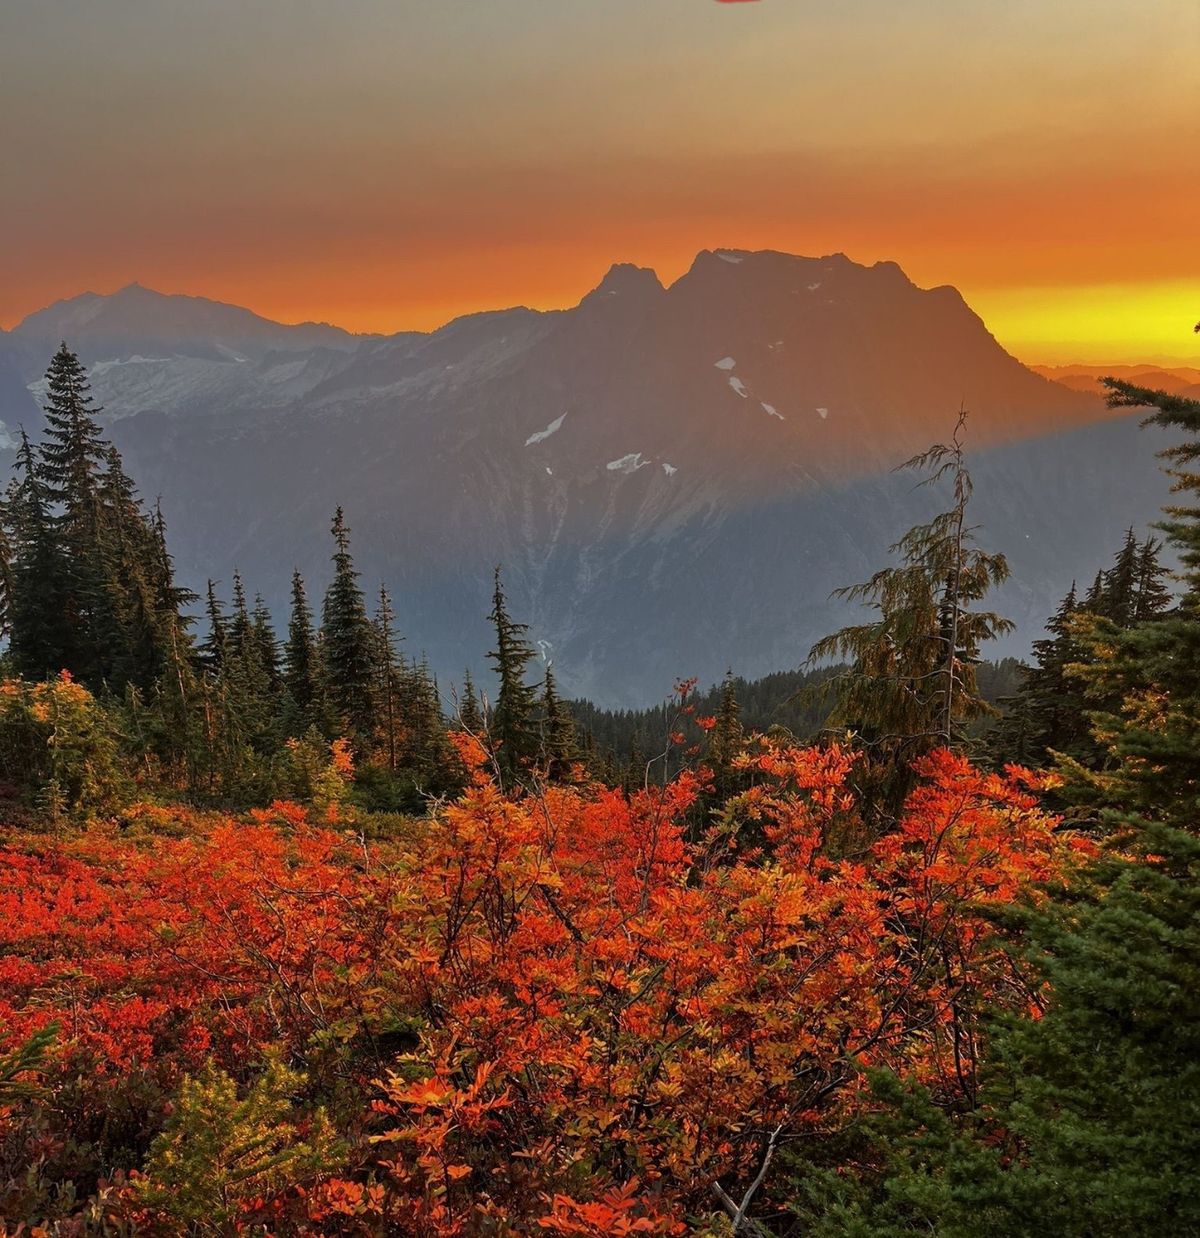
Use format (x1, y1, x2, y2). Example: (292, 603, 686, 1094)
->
(2, 0, 1197, 363)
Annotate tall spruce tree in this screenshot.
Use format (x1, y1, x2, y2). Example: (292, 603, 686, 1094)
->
(283, 570, 319, 733)
(486, 567, 539, 784)
(199, 580, 228, 672)
(373, 584, 403, 771)
(34, 343, 119, 684)
(706, 671, 746, 804)
(321, 508, 377, 750)
(539, 666, 577, 782)
(455, 668, 486, 735)
(6, 428, 73, 679)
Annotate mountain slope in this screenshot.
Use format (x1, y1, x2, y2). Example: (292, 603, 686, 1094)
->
(5, 251, 1165, 705)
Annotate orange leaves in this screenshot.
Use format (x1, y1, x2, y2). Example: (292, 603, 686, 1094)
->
(0, 739, 1089, 1233)
(539, 1180, 686, 1235)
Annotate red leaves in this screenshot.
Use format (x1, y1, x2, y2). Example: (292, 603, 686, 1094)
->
(0, 741, 1089, 1233)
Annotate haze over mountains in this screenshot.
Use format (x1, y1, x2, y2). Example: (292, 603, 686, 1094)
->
(0, 250, 1180, 705)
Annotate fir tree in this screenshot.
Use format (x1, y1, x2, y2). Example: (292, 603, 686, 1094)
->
(320, 508, 377, 750)
(486, 567, 539, 784)
(373, 584, 402, 771)
(199, 580, 228, 671)
(455, 668, 486, 736)
(6, 429, 73, 679)
(809, 410, 1011, 817)
(844, 375, 1200, 1236)
(283, 571, 319, 733)
(251, 594, 281, 690)
(539, 666, 577, 782)
(706, 671, 745, 804)
(34, 344, 118, 684)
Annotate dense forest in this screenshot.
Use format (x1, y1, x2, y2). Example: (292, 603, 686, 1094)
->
(0, 343, 1196, 1235)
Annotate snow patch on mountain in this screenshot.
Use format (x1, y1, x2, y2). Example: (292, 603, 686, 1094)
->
(816, 407, 829, 420)
(525, 412, 567, 446)
(761, 402, 784, 420)
(729, 376, 748, 398)
(714, 356, 737, 371)
(607, 453, 648, 474)
(662, 462, 678, 476)
(716, 252, 744, 264)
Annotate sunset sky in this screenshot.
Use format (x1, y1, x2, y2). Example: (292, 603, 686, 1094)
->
(2, 0, 1197, 363)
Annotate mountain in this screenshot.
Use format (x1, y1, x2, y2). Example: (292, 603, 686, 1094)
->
(5, 283, 365, 423)
(1, 251, 1176, 705)
(1032, 363, 1200, 399)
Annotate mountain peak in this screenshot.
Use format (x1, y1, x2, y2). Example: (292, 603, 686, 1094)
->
(581, 263, 665, 306)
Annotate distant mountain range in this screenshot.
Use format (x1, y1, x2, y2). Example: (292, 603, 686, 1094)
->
(1032, 363, 1200, 402)
(0, 251, 1184, 705)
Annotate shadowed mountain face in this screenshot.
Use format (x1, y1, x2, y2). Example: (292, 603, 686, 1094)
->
(0, 251, 1171, 705)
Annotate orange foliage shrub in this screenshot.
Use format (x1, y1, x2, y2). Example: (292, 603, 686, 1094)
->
(0, 742, 1086, 1232)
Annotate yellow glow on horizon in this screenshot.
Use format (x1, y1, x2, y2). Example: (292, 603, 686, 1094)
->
(972, 280, 1200, 367)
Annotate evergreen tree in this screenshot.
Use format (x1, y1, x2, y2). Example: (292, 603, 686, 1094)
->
(283, 571, 319, 733)
(455, 668, 486, 736)
(6, 429, 73, 679)
(1133, 536, 1172, 622)
(373, 584, 402, 771)
(990, 582, 1087, 770)
(199, 580, 228, 672)
(320, 508, 377, 750)
(809, 411, 1011, 817)
(228, 572, 254, 662)
(539, 666, 577, 781)
(34, 344, 119, 684)
(706, 670, 745, 804)
(251, 594, 281, 690)
(486, 567, 539, 784)
(837, 376, 1200, 1237)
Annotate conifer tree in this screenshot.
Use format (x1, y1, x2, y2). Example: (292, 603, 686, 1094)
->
(539, 666, 577, 781)
(706, 671, 745, 803)
(486, 567, 539, 784)
(251, 594, 280, 690)
(283, 570, 319, 733)
(6, 429, 73, 679)
(810, 411, 1011, 817)
(373, 584, 403, 771)
(199, 580, 228, 671)
(455, 668, 486, 735)
(1133, 536, 1172, 622)
(34, 344, 119, 683)
(320, 508, 377, 750)
(990, 582, 1087, 770)
(847, 374, 1200, 1236)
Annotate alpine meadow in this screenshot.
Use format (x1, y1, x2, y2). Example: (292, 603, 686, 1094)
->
(0, 2, 1198, 1235)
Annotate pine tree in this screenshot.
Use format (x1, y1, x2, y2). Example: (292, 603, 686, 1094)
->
(990, 583, 1087, 770)
(199, 580, 228, 671)
(706, 671, 745, 803)
(251, 594, 280, 689)
(34, 344, 118, 684)
(320, 508, 377, 750)
(6, 429, 73, 679)
(486, 567, 539, 784)
(847, 374, 1200, 1236)
(1133, 536, 1172, 622)
(283, 570, 319, 733)
(809, 410, 1011, 817)
(539, 666, 577, 781)
(1098, 527, 1140, 626)
(373, 584, 403, 771)
(455, 668, 486, 735)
